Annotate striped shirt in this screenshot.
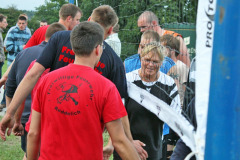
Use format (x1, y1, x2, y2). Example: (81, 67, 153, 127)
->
(5, 26, 31, 65)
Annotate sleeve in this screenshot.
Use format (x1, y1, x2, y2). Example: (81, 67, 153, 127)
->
(26, 27, 32, 36)
(4, 27, 14, 47)
(5, 55, 19, 98)
(5, 31, 16, 53)
(36, 33, 58, 69)
(102, 85, 127, 123)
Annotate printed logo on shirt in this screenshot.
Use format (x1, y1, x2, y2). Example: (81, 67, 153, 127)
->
(56, 82, 81, 105)
(58, 46, 74, 64)
(47, 75, 94, 116)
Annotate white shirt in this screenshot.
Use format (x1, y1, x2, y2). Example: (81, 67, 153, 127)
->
(105, 33, 121, 57)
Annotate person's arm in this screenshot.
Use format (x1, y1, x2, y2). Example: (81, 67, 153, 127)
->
(176, 36, 190, 67)
(121, 112, 148, 160)
(12, 100, 26, 136)
(27, 110, 41, 160)
(106, 119, 140, 160)
(103, 137, 114, 160)
(0, 62, 45, 141)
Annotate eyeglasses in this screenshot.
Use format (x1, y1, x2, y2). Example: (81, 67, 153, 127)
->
(142, 59, 161, 66)
(99, 43, 105, 50)
(96, 43, 105, 50)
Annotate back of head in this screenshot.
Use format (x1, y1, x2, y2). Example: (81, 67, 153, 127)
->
(0, 14, 7, 22)
(45, 23, 67, 40)
(91, 5, 118, 29)
(138, 11, 159, 25)
(160, 34, 180, 57)
(142, 30, 160, 42)
(59, 4, 82, 20)
(70, 21, 104, 56)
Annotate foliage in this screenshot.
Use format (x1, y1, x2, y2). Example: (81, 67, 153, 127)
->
(77, 0, 197, 60)
(0, 0, 197, 59)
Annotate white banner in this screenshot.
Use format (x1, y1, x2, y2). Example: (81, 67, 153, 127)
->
(127, 82, 196, 152)
(195, 0, 217, 159)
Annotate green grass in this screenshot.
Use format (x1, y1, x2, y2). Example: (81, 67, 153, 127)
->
(2, 60, 8, 76)
(0, 116, 25, 160)
(0, 61, 113, 159)
(0, 116, 113, 160)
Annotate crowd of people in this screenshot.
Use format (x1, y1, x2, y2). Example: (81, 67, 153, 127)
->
(0, 3, 196, 160)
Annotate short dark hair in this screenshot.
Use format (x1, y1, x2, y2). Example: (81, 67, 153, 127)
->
(161, 34, 180, 57)
(91, 5, 118, 29)
(59, 4, 82, 20)
(0, 14, 7, 22)
(41, 19, 48, 23)
(18, 15, 27, 21)
(70, 21, 104, 56)
(45, 23, 66, 40)
(142, 30, 160, 42)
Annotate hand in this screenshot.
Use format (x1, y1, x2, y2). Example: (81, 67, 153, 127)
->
(13, 122, 24, 136)
(132, 140, 148, 160)
(0, 113, 15, 141)
(0, 76, 7, 90)
(103, 144, 114, 160)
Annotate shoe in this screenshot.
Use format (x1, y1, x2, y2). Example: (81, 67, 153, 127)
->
(0, 104, 6, 109)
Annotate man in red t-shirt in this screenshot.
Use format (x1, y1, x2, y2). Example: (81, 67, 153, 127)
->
(27, 22, 140, 160)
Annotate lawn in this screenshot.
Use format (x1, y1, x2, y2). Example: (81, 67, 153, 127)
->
(0, 61, 113, 159)
(0, 116, 25, 160)
(0, 117, 112, 160)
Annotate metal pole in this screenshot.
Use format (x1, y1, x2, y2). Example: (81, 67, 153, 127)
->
(205, 0, 240, 159)
(76, 0, 78, 7)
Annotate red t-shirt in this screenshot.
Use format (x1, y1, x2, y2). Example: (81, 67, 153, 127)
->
(24, 25, 49, 49)
(32, 64, 127, 160)
(25, 60, 50, 132)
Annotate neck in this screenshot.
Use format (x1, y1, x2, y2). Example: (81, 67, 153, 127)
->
(74, 56, 96, 69)
(139, 69, 160, 82)
(59, 19, 70, 30)
(155, 26, 164, 36)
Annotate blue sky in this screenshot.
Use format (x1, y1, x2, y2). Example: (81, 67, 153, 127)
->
(1, 0, 47, 11)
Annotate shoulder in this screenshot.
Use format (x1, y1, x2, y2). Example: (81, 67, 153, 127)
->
(125, 54, 140, 61)
(158, 72, 175, 86)
(164, 30, 182, 38)
(34, 25, 49, 34)
(126, 70, 140, 82)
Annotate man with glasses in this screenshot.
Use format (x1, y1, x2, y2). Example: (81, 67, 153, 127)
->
(124, 30, 160, 73)
(137, 11, 190, 67)
(27, 21, 140, 160)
